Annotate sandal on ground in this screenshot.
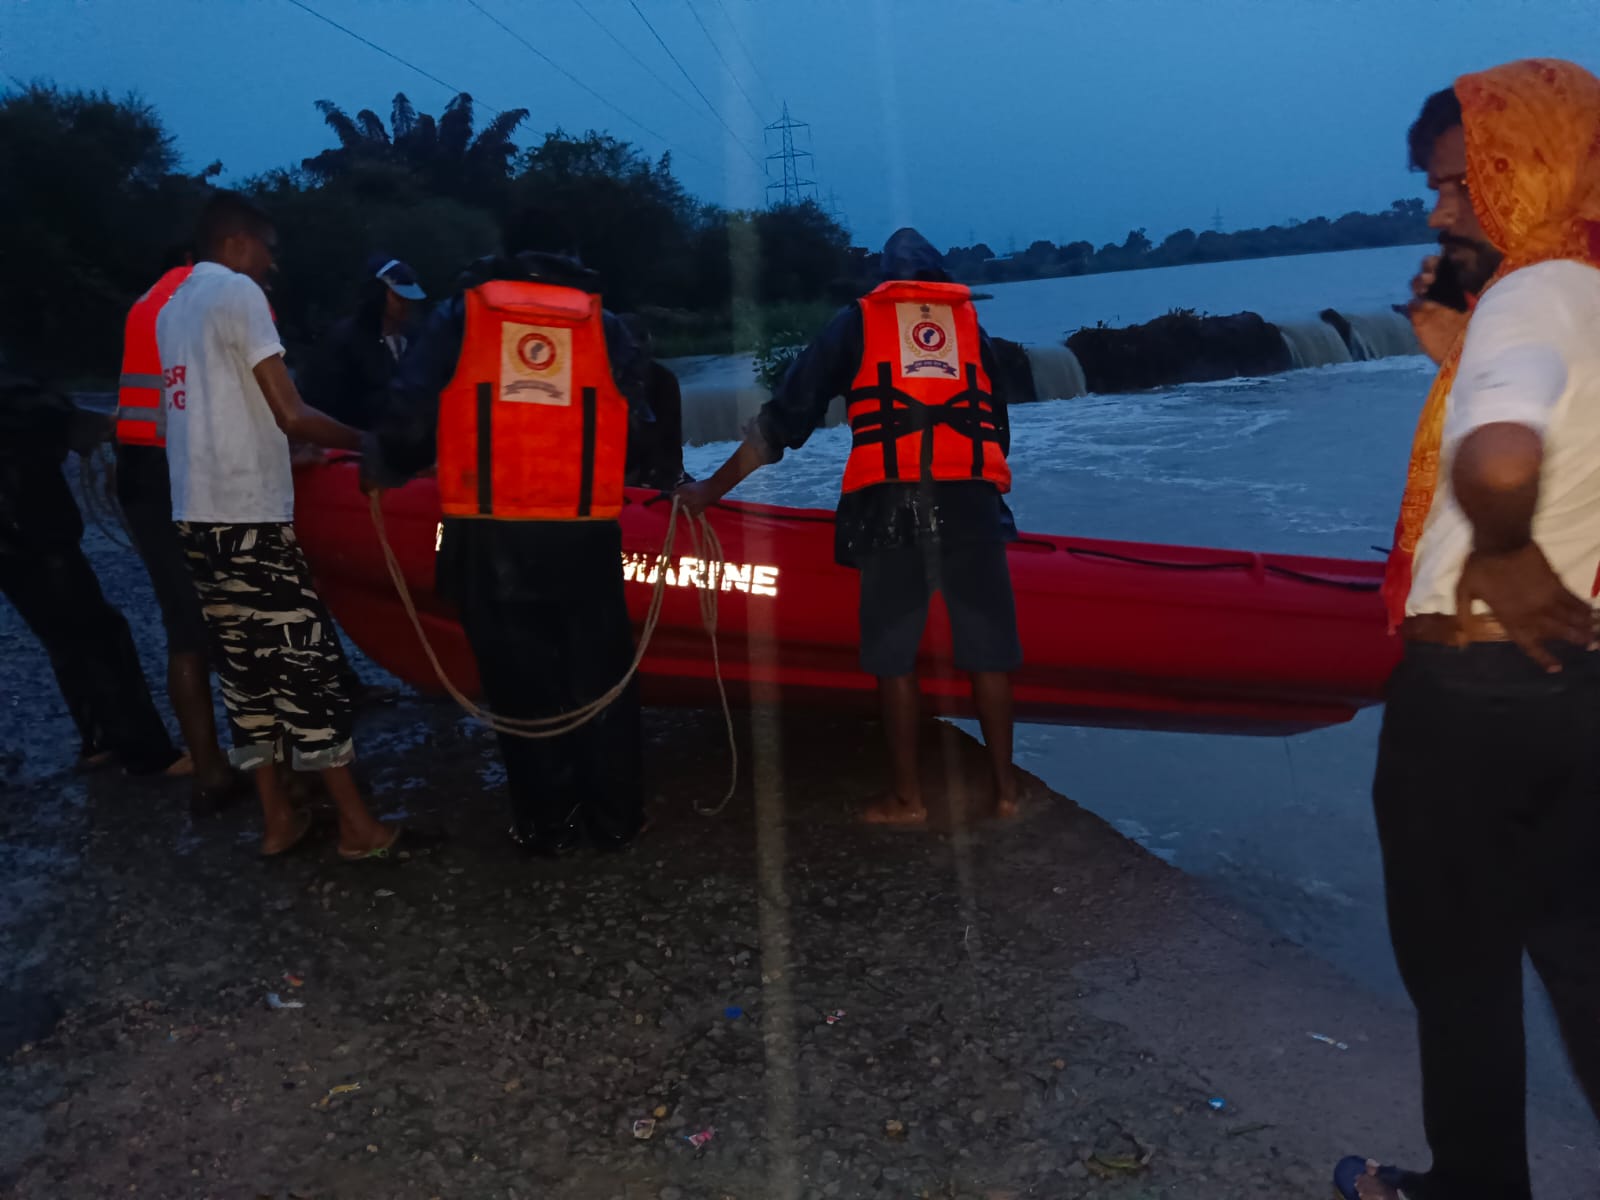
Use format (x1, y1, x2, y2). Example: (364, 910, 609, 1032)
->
(1333, 1155, 1413, 1200)
(338, 826, 403, 863)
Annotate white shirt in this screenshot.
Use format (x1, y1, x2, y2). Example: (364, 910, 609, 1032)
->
(1408, 259, 1600, 615)
(156, 262, 291, 524)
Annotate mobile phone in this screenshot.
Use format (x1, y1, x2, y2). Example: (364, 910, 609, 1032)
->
(1423, 254, 1471, 312)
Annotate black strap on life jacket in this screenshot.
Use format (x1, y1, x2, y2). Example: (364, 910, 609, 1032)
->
(476, 382, 493, 515)
(844, 362, 1001, 482)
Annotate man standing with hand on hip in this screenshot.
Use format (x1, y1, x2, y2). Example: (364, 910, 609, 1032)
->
(1334, 59, 1600, 1200)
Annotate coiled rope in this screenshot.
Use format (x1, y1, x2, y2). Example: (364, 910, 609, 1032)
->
(368, 491, 739, 816)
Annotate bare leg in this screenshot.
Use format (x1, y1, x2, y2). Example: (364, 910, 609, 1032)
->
(255, 762, 303, 855)
(168, 651, 230, 793)
(970, 671, 1017, 818)
(321, 765, 395, 855)
(863, 673, 927, 825)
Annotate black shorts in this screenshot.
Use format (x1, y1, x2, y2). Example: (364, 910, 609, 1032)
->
(857, 538, 1023, 678)
(116, 445, 210, 658)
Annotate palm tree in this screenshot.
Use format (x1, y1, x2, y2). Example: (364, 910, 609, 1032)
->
(302, 92, 529, 204)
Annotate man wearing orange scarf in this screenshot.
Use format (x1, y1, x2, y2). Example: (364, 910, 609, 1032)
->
(1336, 59, 1600, 1200)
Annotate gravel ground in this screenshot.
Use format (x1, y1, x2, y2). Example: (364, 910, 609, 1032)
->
(2, 478, 1597, 1199)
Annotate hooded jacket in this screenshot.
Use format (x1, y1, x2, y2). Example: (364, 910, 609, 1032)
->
(750, 227, 1016, 566)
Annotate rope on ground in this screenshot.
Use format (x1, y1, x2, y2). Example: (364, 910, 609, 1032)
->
(368, 490, 739, 816)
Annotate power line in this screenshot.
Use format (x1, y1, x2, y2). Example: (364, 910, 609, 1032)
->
(568, 0, 703, 125)
(279, 0, 499, 114)
(463, 0, 712, 169)
(707, 0, 779, 111)
(625, 0, 760, 167)
(682, 0, 764, 123)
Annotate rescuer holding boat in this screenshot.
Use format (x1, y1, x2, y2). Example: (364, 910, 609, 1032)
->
(360, 247, 655, 857)
(678, 227, 1022, 825)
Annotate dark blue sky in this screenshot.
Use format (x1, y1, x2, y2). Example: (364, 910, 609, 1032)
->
(4, 0, 1597, 250)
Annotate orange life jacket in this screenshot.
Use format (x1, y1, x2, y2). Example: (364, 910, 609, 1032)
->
(116, 266, 193, 447)
(436, 279, 630, 520)
(840, 280, 1010, 495)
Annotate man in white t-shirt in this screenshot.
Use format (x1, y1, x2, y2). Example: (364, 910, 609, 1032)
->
(1334, 61, 1600, 1200)
(157, 190, 398, 860)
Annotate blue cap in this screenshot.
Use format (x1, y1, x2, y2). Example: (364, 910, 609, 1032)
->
(370, 255, 425, 301)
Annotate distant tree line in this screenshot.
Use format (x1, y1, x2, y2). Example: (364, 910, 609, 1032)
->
(0, 85, 858, 378)
(940, 201, 1431, 284)
(0, 81, 1432, 382)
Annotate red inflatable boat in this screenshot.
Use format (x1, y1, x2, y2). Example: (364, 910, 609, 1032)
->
(294, 460, 1399, 735)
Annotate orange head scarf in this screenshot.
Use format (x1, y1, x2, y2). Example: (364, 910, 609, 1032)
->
(1381, 58, 1600, 630)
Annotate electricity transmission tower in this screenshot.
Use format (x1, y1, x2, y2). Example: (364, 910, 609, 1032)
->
(764, 101, 817, 206)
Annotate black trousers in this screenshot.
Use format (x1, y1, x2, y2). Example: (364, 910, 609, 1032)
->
(1374, 641, 1600, 1200)
(0, 540, 177, 774)
(452, 520, 642, 847)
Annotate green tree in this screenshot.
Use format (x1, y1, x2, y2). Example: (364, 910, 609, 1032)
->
(0, 84, 214, 379)
(506, 130, 695, 310)
(1153, 228, 1197, 265)
(303, 92, 529, 210)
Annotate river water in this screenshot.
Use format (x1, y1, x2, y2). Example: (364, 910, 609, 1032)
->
(682, 244, 1592, 1114)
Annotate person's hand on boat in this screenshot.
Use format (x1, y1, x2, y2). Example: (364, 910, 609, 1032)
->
(1454, 542, 1596, 671)
(1406, 255, 1470, 365)
(290, 442, 328, 468)
(674, 480, 719, 519)
(68, 410, 113, 456)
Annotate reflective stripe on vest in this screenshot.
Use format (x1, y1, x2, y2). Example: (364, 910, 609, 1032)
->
(116, 266, 193, 448)
(839, 280, 1011, 495)
(435, 279, 630, 520)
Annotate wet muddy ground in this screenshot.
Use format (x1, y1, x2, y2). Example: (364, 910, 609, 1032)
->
(3, 503, 1597, 1199)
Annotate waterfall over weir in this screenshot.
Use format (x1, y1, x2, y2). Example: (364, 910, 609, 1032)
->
(1027, 344, 1089, 400)
(1342, 310, 1419, 359)
(1278, 308, 1419, 369)
(1278, 320, 1353, 368)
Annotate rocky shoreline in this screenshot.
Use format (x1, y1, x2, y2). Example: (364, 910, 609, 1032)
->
(3, 520, 1596, 1199)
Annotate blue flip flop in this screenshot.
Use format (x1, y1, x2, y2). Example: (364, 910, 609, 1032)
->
(1333, 1155, 1412, 1199)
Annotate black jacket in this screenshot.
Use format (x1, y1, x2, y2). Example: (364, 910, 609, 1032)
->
(301, 308, 422, 432)
(362, 252, 653, 490)
(359, 253, 656, 604)
(0, 369, 85, 552)
(749, 227, 1016, 566)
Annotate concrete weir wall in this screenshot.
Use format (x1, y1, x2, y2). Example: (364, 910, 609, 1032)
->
(671, 308, 1421, 445)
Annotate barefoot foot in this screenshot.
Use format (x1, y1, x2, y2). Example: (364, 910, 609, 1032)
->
(861, 794, 928, 826)
(261, 810, 314, 857)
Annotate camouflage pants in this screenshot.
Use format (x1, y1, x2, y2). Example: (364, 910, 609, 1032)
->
(175, 522, 355, 771)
